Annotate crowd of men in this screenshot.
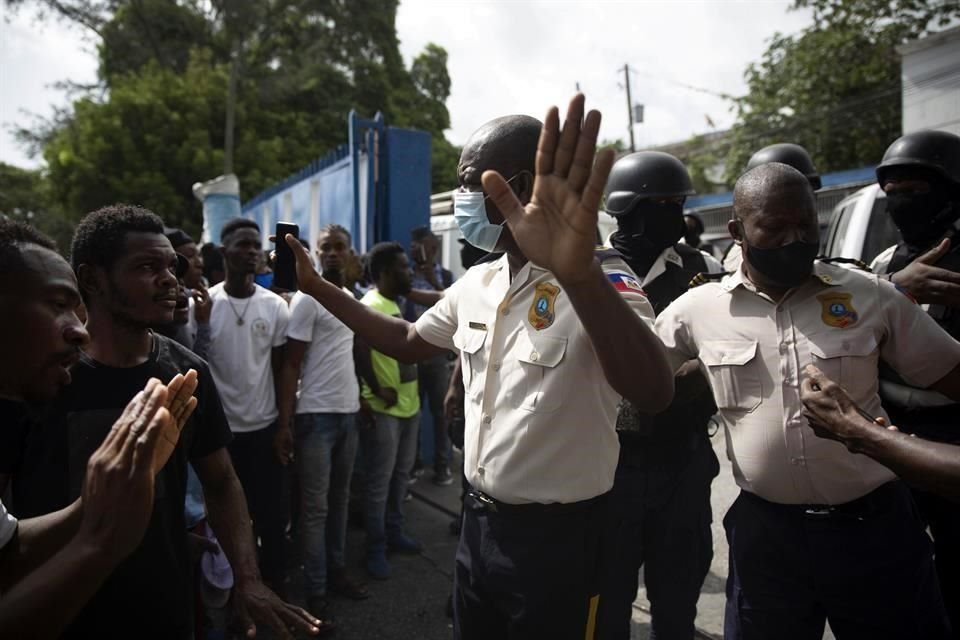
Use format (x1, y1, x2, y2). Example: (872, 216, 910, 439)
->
(2, 92, 960, 640)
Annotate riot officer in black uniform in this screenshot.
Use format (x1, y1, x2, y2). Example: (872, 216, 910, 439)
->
(596, 151, 722, 640)
(869, 129, 960, 638)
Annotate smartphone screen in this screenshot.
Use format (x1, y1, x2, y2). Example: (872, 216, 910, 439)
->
(274, 222, 299, 291)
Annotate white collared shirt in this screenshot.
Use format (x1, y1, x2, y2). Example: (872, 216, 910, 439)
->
(415, 254, 655, 504)
(656, 261, 960, 505)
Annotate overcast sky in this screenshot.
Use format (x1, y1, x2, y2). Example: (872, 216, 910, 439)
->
(0, 0, 812, 169)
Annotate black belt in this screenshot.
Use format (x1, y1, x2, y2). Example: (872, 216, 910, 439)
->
(742, 481, 903, 519)
(466, 489, 606, 517)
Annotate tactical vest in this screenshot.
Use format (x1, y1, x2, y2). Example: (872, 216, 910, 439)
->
(615, 244, 717, 458)
(882, 236, 960, 441)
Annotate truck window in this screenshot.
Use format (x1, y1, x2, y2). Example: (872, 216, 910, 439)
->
(828, 201, 857, 258)
(861, 196, 901, 264)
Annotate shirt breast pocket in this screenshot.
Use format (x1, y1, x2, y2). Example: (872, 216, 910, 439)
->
(513, 332, 568, 413)
(452, 326, 488, 397)
(699, 340, 762, 412)
(808, 332, 879, 390)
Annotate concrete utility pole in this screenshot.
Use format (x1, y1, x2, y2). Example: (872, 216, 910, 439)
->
(622, 64, 636, 153)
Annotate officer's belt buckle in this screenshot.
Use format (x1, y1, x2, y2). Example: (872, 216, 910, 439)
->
(468, 490, 498, 512)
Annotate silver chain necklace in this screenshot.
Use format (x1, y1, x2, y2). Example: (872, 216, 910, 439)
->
(226, 293, 253, 326)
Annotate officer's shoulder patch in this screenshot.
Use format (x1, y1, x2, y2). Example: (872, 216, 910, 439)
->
(594, 247, 624, 262)
(818, 256, 872, 273)
(688, 271, 728, 289)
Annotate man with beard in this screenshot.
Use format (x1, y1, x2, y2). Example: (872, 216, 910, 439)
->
(656, 162, 960, 639)
(205, 217, 291, 596)
(868, 129, 960, 637)
(0, 218, 194, 638)
(353, 241, 422, 579)
(9, 206, 327, 639)
(597, 151, 722, 640)
(275, 224, 369, 617)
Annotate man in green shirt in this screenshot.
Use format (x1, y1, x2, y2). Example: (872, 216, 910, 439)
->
(356, 242, 422, 579)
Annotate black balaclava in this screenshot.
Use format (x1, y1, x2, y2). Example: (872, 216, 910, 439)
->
(884, 169, 960, 249)
(611, 201, 685, 275)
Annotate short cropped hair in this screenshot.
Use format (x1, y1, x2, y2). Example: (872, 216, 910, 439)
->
(70, 204, 164, 272)
(221, 218, 260, 243)
(367, 242, 406, 282)
(164, 227, 194, 249)
(320, 223, 352, 243)
(0, 218, 58, 284)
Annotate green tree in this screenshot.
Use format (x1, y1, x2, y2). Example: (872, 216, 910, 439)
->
(723, 0, 960, 185)
(43, 52, 228, 238)
(0, 162, 76, 252)
(7, 0, 459, 219)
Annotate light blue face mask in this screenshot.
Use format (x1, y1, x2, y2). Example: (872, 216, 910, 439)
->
(453, 173, 526, 253)
(453, 191, 505, 253)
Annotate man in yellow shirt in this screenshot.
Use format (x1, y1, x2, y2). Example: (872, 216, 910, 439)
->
(355, 242, 422, 579)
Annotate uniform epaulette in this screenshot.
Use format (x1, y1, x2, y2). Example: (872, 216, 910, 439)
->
(817, 256, 872, 272)
(688, 271, 728, 289)
(594, 247, 624, 262)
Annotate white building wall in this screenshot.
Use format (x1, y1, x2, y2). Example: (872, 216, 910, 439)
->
(900, 26, 960, 136)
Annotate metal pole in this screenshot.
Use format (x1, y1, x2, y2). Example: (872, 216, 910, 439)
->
(623, 64, 635, 153)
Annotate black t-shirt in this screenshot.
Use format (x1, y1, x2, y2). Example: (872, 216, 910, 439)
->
(6, 334, 232, 639)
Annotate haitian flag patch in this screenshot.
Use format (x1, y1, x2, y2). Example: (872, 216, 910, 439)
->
(607, 271, 645, 295)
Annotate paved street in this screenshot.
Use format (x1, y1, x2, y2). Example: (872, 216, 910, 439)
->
(280, 429, 837, 640)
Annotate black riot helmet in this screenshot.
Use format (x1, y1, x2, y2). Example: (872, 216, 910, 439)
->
(746, 143, 821, 190)
(603, 151, 695, 217)
(876, 130, 960, 190)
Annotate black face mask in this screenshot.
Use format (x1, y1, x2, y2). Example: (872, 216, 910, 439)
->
(611, 202, 685, 268)
(744, 239, 819, 289)
(886, 189, 957, 248)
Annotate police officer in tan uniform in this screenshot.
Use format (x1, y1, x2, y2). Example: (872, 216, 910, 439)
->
(723, 143, 822, 273)
(656, 162, 960, 640)
(282, 95, 674, 640)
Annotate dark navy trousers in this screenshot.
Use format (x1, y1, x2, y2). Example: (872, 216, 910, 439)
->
(724, 481, 951, 640)
(453, 491, 607, 640)
(596, 435, 719, 640)
(913, 488, 960, 639)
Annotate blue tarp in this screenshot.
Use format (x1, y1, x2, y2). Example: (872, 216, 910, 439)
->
(685, 165, 878, 210)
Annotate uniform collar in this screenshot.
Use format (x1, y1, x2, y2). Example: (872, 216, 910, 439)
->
(720, 260, 841, 293)
(641, 246, 683, 288)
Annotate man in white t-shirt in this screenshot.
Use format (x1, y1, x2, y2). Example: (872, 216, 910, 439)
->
(204, 218, 291, 592)
(276, 224, 369, 617)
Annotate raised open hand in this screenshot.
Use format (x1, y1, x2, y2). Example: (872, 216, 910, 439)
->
(79, 379, 174, 560)
(482, 93, 614, 285)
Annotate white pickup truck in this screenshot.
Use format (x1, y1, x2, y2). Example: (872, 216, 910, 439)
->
(822, 184, 902, 264)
